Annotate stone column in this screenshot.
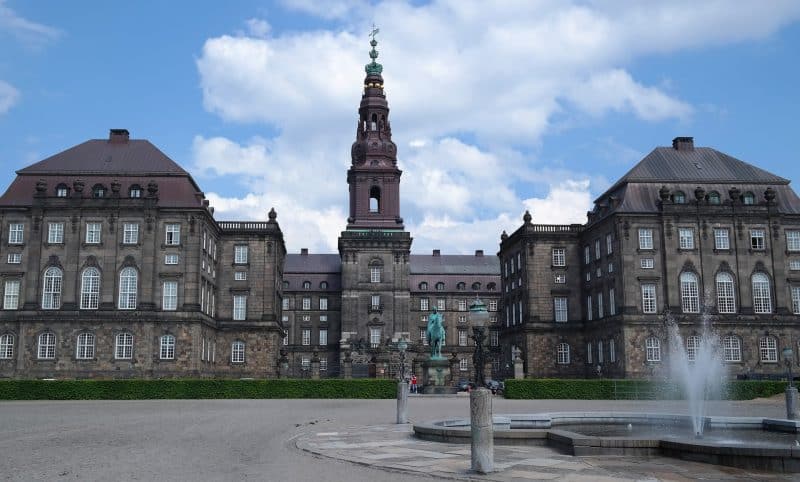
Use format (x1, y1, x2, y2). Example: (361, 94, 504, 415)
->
(278, 349, 290, 379)
(342, 352, 353, 380)
(311, 350, 320, 380)
(470, 387, 493, 474)
(786, 386, 799, 420)
(484, 360, 493, 383)
(514, 356, 524, 380)
(449, 354, 459, 385)
(396, 380, 409, 424)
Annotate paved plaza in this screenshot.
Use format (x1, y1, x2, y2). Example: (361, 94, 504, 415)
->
(0, 394, 793, 481)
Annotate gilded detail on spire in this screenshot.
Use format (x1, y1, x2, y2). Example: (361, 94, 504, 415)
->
(365, 25, 383, 76)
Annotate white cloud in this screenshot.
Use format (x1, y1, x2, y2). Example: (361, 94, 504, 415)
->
(0, 0, 61, 48)
(193, 1, 800, 252)
(0, 80, 19, 114)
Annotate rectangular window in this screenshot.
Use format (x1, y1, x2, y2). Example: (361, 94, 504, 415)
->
(554, 297, 568, 322)
(458, 329, 467, 346)
(607, 262, 613, 273)
(751, 228, 765, 250)
(319, 329, 328, 346)
(234, 245, 248, 264)
(792, 286, 800, 315)
(788, 231, 800, 252)
(302, 329, 310, 346)
(7, 253, 21, 264)
(584, 246, 591, 264)
(115, 333, 133, 360)
(586, 342, 592, 364)
(370, 267, 381, 283)
(557, 344, 570, 365)
(437, 298, 446, 311)
(586, 295, 592, 321)
(319, 314, 327, 322)
(3, 280, 20, 310)
(160, 336, 175, 360)
(8, 223, 23, 244)
(597, 293, 604, 318)
(606, 233, 613, 255)
(301, 357, 310, 370)
(420, 328, 427, 345)
(609, 339, 616, 363)
(319, 297, 328, 310)
(48, 222, 64, 244)
(302, 297, 311, 310)
(714, 228, 730, 250)
(490, 330, 498, 347)
(554, 273, 566, 284)
(458, 299, 467, 311)
(282, 330, 289, 346)
(609, 288, 616, 315)
(552, 248, 565, 267)
(597, 341, 604, 364)
(76, 333, 95, 360)
(233, 295, 247, 320)
(164, 254, 179, 265)
(371, 295, 381, 310)
(320, 359, 328, 372)
(85, 222, 101, 244)
(595, 240, 601, 260)
(488, 300, 497, 311)
(640, 258, 654, 269)
(458, 314, 467, 323)
(459, 358, 469, 371)
(790, 260, 800, 271)
(638, 228, 653, 250)
(419, 298, 429, 311)
(641, 284, 657, 314)
(678, 228, 695, 250)
(234, 271, 247, 281)
(760, 337, 778, 362)
(123, 223, 139, 244)
(281, 298, 289, 310)
(723, 336, 741, 362)
(162, 281, 178, 311)
(165, 224, 181, 245)
(370, 327, 381, 348)
(596, 268, 602, 278)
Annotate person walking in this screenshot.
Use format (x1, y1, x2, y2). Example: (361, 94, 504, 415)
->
(410, 374, 418, 394)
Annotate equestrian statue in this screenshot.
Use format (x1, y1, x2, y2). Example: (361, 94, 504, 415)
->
(426, 307, 445, 360)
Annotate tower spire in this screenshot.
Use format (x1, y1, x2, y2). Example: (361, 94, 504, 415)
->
(366, 25, 383, 76)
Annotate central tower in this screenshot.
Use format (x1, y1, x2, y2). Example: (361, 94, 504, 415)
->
(338, 32, 412, 362)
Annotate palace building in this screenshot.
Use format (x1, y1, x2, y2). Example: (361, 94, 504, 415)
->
(1, 37, 798, 380)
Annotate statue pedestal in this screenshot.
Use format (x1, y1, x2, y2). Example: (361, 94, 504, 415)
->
(421, 358, 457, 394)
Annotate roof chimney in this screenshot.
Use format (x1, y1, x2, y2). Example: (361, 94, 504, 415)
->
(109, 129, 130, 144)
(475, 250, 484, 257)
(432, 249, 440, 257)
(672, 136, 694, 151)
(300, 248, 309, 255)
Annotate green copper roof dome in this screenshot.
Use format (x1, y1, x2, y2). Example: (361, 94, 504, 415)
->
(365, 28, 383, 75)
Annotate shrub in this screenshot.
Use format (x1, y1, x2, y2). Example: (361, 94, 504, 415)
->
(0, 379, 397, 400)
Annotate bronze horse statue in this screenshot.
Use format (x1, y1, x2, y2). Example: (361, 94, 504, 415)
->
(426, 307, 445, 360)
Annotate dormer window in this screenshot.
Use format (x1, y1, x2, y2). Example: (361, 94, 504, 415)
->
(302, 281, 311, 289)
(673, 191, 685, 204)
(92, 184, 106, 198)
(419, 282, 428, 291)
(56, 184, 69, 198)
(707, 191, 721, 205)
(129, 185, 142, 198)
(456, 282, 466, 291)
(743, 192, 755, 205)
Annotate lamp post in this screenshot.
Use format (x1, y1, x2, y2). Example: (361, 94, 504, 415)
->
(468, 297, 493, 473)
(783, 347, 798, 420)
(396, 337, 409, 424)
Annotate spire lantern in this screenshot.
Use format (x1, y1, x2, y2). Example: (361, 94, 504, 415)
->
(366, 26, 383, 76)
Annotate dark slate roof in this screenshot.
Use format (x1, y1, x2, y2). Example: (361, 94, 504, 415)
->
(410, 255, 500, 275)
(283, 273, 342, 292)
(18, 139, 188, 175)
(409, 274, 500, 294)
(284, 254, 342, 273)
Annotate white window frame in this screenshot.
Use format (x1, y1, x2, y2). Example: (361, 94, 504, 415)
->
(165, 224, 181, 245)
(792, 286, 800, 315)
(319, 297, 328, 310)
(760, 336, 778, 363)
(42, 267, 63, 310)
(586, 342, 592, 364)
(556, 342, 570, 365)
(160, 335, 175, 360)
(609, 288, 616, 315)
(459, 358, 469, 371)
(752, 273, 772, 313)
(714, 228, 730, 250)
(38, 332, 56, 359)
(233, 295, 247, 320)
(609, 339, 616, 363)
(750, 228, 765, 250)
(641, 284, 657, 314)
(118, 267, 138, 310)
(597, 340, 604, 364)
(723, 335, 741, 362)
(488, 300, 497, 311)
(85, 222, 101, 244)
(234, 271, 247, 281)
(790, 260, 800, 271)
(553, 297, 567, 322)
(597, 293, 604, 318)
(3, 279, 20, 310)
(458, 299, 467, 311)
(80, 268, 100, 310)
(48, 222, 64, 244)
(678, 228, 695, 250)
(8, 223, 24, 244)
(595, 239, 601, 260)
(231, 341, 245, 363)
(787, 231, 800, 252)
(302, 297, 311, 310)
(458, 329, 468, 347)
(606, 233, 613, 255)
(76, 333, 95, 359)
(370, 327, 381, 348)
(419, 298, 429, 311)
(715, 272, 736, 314)
(680, 272, 700, 313)
(234, 245, 248, 264)
(370, 266, 381, 283)
(123, 223, 139, 244)
(7, 253, 21, 264)
(162, 281, 178, 311)
(646, 337, 660, 362)
(584, 246, 591, 265)
(554, 273, 566, 284)
(115, 332, 133, 359)
(302, 329, 311, 346)
(0, 333, 13, 359)
(552, 248, 565, 267)
(638, 228, 653, 250)
(437, 298, 446, 311)
(686, 335, 700, 362)
(319, 329, 328, 346)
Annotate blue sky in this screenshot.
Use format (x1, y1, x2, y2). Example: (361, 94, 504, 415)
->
(2, 1, 799, 254)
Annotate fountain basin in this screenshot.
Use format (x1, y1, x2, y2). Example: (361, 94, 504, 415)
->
(413, 412, 800, 473)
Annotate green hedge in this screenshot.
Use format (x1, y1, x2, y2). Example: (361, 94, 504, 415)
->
(0, 379, 397, 400)
(504, 379, 788, 401)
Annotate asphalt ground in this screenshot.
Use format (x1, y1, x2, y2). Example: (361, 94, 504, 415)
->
(0, 394, 788, 481)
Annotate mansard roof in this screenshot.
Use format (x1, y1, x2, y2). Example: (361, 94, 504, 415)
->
(284, 254, 342, 273)
(410, 254, 500, 275)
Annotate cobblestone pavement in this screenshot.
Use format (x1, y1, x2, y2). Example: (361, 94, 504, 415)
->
(295, 422, 795, 481)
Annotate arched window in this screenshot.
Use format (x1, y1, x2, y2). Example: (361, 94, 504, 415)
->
(370, 113, 377, 131)
(55, 183, 69, 198)
(722, 335, 741, 362)
(456, 282, 466, 291)
(673, 191, 686, 204)
(302, 281, 311, 289)
(80, 267, 101, 310)
(37, 332, 56, 359)
(282, 281, 290, 289)
(487, 282, 496, 291)
(118, 267, 138, 310)
(231, 340, 245, 363)
(160, 334, 175, 360)
(759, 336, 778, 362)
(471, 282, 481, 291)
(0, 333, 14, 359)
(645, 337, 660, 362)
(42, 267, 63, 309)
(92, 184, 106, 198)
(707, 191, 721, 204)
(556, 342, 570, 365)
(129, 184, 142, 198)
(419, 282, 428, 291)
(742, 191, 755, 205)
(369, 186, 381, 213)
(686, 335, 700, 362)
(319, 281, 328, 290)
(680, 272, 700, 313)
(76, 333, 95, 359)
(115, 332, 133, 359)
(715, 272, 735, 314)
(752, 273, 772, 313)
(435, 282, 445, 291)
